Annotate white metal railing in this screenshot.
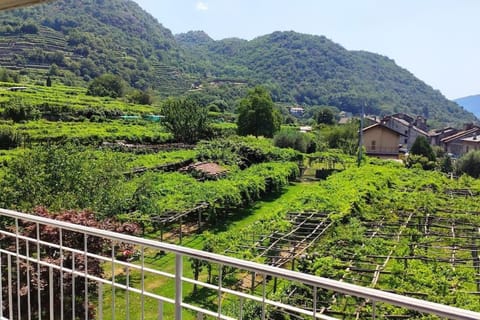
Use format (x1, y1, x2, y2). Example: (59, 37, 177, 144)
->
(1, 208, 480, 320)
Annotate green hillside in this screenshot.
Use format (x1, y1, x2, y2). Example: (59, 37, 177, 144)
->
(177, 31, 476, 126)
(0, 0, 190, 94)
(0, 0, 475, 126)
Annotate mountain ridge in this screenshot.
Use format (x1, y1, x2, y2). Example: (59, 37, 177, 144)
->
(455, 95, 480, 118)
(177, 30, 476, 126)
(0, 0, 476, 127)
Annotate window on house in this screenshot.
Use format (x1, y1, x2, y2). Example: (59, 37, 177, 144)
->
(404, 138, 408, 144)
(371, 140, 376, 150)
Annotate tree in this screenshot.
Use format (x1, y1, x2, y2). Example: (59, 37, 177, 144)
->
(0, 68, 20, 83)
(273, 129, 313, 153)
(410, 136, 435, 161)
(237, 86, 282, 138)
(0, 207, 138, 320)
(316, 107, 335, 125)
(456, 150, 480, 178)
(161, 97, 209, 144)
(0, 144, 130, 216)
(20, 23, 38, 34)
(86, 74, 126, 98)
(48, 63, 59, 76)
(127, 89, 153, 105)
(46, 75, 52, 87)
(439, 155, 453, 174)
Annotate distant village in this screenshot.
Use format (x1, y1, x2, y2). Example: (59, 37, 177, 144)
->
(288, 106, 479, 159)
(361, 113, 479, 159)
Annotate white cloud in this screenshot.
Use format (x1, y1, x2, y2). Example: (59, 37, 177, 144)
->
(196, 1, 208, 11)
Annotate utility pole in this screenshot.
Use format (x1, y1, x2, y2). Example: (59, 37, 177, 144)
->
(357, 103, 365, 167)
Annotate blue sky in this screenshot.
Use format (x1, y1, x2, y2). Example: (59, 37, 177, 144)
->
(133, 0, 480, 100)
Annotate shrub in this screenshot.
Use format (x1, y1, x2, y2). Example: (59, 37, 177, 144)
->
(410, 136, 435, 161)
(404, 154, 436, 170)
(456, 150, 480, 178)
(0, 126, 23, 149)
(127, 89, 153, 105)
(274, 129, 312, 153)
(2, 98, 40, 122)
(87, 74, 126, 98)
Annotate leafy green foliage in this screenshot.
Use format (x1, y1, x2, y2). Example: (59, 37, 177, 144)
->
(161, 97, 210, 144)
(237, 87, 282, 138)
(273, 128, 314, 153)
(0, 125, 23, 149)
(439, 155, 453, 173)
(0, 68, 20, 83)
(1, 97, 40, 122)
(130, 161, 298, 216)
(315, 107, 335, 124)
(404, 154, 436, 170)
(87, 74, 127, 98)
(0, 3, 474, 125)
(320, 121, 359, 155)
(0, 82, 159, 121)
(12, 119, 171, 145)
(410, 136, 436, 161)
(126, 89, 153, 105)
(0, 0, 187, 93)
(0, 144, 131, 216)
(456, 150, 480, 178)
(196, 136, 300, 166)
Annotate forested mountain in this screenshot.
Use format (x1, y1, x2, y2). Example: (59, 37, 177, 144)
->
(455, 95, 480, 118)
(0, 0, 190, 93)
(0, 0, 475, 126)
(177, 31, 476, 126)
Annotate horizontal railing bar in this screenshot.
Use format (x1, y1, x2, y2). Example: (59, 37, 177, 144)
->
(1, 209, 480, 320)
(0, 229, 176, 279)
(3, 248, 323, 318)
(0, 249, 176, 304)
(181, 302, 236, 320)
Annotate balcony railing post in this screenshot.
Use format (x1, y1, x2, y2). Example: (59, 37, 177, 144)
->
(8, 254, 13, 319)
(98, 282, 103, 320)
(49, 266, 54, 320)
(36, 222, 42, 320)
(175, 253, 183, 320)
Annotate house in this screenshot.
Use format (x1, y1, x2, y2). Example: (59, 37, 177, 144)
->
(362, 123, 406, 158)
(299, 126, 312, 133)
(289, 106, 304, 117)
(8, 86, 27, 91)
(440, 124, 480, 157)
(381, 114, 429, 150)
(364, 115, 380, 127)
(459, 136, 480, 154)
(429, 127, 459, 146)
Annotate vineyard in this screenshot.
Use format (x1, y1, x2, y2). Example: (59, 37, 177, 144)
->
(154, 164, 476, 319)
(1, 80, 480, 319)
